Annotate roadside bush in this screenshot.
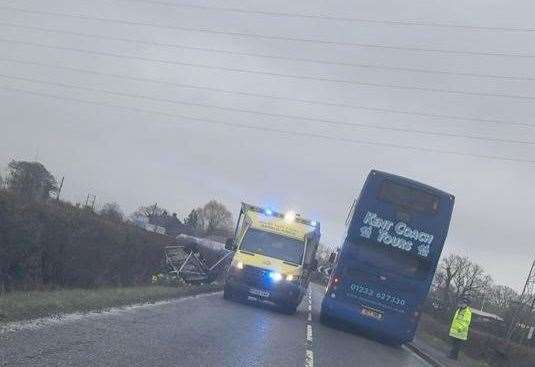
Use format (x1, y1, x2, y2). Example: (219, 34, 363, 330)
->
(418, 313, 535, 366)
(0, 191, 169, 293)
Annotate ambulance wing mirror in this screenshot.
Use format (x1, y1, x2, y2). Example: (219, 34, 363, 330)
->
(310, 259, 318, 272)
(225, 238, 235, 251)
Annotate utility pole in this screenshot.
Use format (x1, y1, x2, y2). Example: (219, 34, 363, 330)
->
(521, 294, 535, 345)
(85, 193, 97, 211)
(506, 259, 535, 346)
(149, 202, 158, 223)
(56, 176, 64, 201)
(90, 195, 96, 211)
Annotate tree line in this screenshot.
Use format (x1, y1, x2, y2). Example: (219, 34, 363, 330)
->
(0, 159, 234, 236)
(129, 200, 233, 239)
(430, 253, 519, 321)
(0, 160, 234, 293)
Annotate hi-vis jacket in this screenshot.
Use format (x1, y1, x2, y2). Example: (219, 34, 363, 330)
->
(449, 307, 472, 341)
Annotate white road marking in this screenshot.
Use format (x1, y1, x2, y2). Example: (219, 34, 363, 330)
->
(304, 287, 314, 367)
(305, 349, 314, 367)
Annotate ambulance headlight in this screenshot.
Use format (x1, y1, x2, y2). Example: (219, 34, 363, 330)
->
(269, 272, 282, 282)
(286, 274, 295, 281)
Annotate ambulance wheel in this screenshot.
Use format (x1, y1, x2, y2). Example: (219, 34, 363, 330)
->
(223, 285, 235, 301)
(320, 311, 331, 325)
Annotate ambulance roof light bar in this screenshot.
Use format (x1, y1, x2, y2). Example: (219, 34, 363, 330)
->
(241, 202, 320, 229)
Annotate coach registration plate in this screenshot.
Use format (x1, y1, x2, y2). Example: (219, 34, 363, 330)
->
(361, 307, 383, 320)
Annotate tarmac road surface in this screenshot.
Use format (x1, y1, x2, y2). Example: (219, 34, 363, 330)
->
(1, 284, 430, 367)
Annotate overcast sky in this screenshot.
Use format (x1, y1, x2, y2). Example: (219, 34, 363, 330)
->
(1, 0, 534, 290)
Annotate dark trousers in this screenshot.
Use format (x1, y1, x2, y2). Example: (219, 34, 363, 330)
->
(448, 337, 464, 360)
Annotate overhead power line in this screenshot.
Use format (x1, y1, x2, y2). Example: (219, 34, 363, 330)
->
(1, 21, 534, 82)
(1, 5, 534, 58)
(1, 84, 533, 165)
(1, 57, 531, 128)
(3, 38, 535, 101)
(1, 72, 532, 145)
(116, 0, 535, 33)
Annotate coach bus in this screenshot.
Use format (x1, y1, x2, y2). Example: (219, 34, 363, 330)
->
(320, 170, 455, 344)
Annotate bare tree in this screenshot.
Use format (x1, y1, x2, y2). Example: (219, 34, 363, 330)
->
(453, 261, 492, 302)
(6, 160, 58, 201)
(486, 285, 519, 315)
(136, 204, 167, 218)
(434, 254, 492, 311)
(200, 200, 233, 235)
(129, 204, 168, 223)
(185, 208, 202, 231)
(434, 254, 466, 308)
(100, 202, 124, 223)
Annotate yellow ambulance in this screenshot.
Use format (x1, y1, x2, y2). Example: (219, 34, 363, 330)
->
(224, 203, 320, 313)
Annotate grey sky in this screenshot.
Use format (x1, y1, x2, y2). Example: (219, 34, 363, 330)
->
(1, 0, 534, 290)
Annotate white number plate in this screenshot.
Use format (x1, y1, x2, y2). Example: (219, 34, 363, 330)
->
(360, 307, 383, 320)
(249, 288, 270, 297)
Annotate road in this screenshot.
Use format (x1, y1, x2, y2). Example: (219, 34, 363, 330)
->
(1, 284, 430, 367)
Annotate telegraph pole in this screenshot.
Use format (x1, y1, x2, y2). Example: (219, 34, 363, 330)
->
(85, 193, 97, 210)
(56, 176, 64, 201)
(90, 195, 96, 210)
(506, 259, 535, 345)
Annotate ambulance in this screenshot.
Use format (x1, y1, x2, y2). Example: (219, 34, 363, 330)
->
(224, 203, 320, 313)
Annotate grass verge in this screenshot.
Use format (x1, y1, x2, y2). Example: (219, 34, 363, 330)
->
(0, 283, 222, 324)
(418, 328, 491, 367)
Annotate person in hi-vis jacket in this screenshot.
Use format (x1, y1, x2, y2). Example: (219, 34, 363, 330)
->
(448, 297, 472, 360)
